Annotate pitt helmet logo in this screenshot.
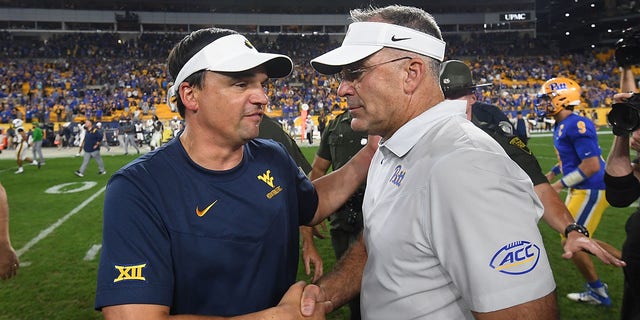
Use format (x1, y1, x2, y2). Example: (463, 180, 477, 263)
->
(196, 200, 218, 217)
(548, 81, 567, 92)
(489, 241, 540, 275)
(389, 165, 406, 187)
(113, 263, 147, 283)
(258, 170, 275, 188)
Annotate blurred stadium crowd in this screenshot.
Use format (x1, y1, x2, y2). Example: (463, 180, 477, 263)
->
(0, 30, 636, 147)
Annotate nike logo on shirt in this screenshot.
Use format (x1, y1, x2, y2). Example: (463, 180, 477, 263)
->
(196, 200, 218, 217)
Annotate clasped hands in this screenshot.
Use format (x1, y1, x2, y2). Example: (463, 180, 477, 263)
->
(275, 281, 332, 320)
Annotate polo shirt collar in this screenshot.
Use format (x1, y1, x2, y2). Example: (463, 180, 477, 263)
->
(380, 99, 466, 157)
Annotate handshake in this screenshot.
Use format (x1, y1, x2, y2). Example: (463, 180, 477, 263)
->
(615, 27, 640, 67)
(272, 281, 333, 320)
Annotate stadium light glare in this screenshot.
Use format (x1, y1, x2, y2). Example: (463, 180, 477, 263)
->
(565, 31, 571, 36)
(591, 24, 596, 28)
(565, 13, 570, 17)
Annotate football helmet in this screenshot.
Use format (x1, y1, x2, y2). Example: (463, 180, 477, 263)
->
(538, 77, 581, 116)
(12, 118, 23, 128)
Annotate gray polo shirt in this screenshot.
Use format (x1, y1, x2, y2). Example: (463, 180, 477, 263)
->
(361, 100, 555, 319)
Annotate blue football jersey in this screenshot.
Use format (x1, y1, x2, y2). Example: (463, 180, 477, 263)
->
(553, 113, 605, 190)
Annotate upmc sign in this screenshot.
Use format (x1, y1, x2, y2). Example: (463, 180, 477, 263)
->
(500, 12, 531, 21)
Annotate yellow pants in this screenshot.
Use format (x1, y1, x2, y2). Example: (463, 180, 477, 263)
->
(562, 188, 609, 238)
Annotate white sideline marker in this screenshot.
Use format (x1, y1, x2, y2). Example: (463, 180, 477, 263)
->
(84, 244, 102, 261)
(16, 186, 106, 258)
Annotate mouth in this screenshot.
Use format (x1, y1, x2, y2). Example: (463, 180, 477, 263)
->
(347, 98, 364, 113)
(348, 105, 364, 114)
(245, 110, 264, 119)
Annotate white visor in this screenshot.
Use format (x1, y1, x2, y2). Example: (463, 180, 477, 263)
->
(167, 34, 293, 109)
(311, 22, 446, 75)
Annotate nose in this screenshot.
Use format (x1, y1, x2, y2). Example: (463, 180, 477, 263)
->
(250, 89, 269, 106)
(336, 80, 356, 97)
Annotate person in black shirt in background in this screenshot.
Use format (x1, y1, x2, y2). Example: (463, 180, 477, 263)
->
(604, 27, 640, 320)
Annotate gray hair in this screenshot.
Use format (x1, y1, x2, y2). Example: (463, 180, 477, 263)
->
(351, 5, 443, 79)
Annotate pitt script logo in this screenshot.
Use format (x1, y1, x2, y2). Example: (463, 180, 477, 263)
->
(113, 263, 147, 283)
(258, 169, 282, 199)
(389, 165, 406, 187)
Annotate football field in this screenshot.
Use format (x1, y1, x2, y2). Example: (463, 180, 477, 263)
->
(0, 132, 630, 319)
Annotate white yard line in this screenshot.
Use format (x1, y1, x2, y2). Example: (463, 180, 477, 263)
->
(16, 186, 106, 258)
(84, 244, 102, 261)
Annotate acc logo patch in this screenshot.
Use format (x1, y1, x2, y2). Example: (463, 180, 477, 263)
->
(489, 241, 540, 275)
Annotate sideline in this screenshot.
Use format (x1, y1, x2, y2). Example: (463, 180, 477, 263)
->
(0, 146, 143, 160)
(15, 185, 106, 257)
(529, 130, 614, 138)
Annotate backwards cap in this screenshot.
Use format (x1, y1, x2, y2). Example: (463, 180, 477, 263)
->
(167, 34, 293, 109)
(311, 21, 446, 75)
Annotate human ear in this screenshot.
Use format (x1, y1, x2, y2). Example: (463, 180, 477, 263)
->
(404, 58, 424, 93)
(179, 82, 199, 112)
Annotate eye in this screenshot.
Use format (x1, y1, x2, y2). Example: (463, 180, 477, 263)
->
(341, 68, 363, 82)
(332, 62, 360, 82)
(234, 81, 248, 88)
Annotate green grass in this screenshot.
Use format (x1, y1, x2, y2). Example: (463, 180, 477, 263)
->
(0, 153, 134, 320)
(0, 133, 630, 319)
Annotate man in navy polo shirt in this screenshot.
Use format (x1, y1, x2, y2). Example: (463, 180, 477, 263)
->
(95, 27, 375, 319)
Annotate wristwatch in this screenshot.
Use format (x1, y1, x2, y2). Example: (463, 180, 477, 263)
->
(564, 223, 590, 238)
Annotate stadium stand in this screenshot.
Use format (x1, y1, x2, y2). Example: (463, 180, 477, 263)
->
(0, 0, 638, 143)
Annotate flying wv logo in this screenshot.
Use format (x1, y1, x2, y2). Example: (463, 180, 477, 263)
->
(257, 170, 275, 188)
(389, 165, 406, 187)
(258, 169, 282, 199)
